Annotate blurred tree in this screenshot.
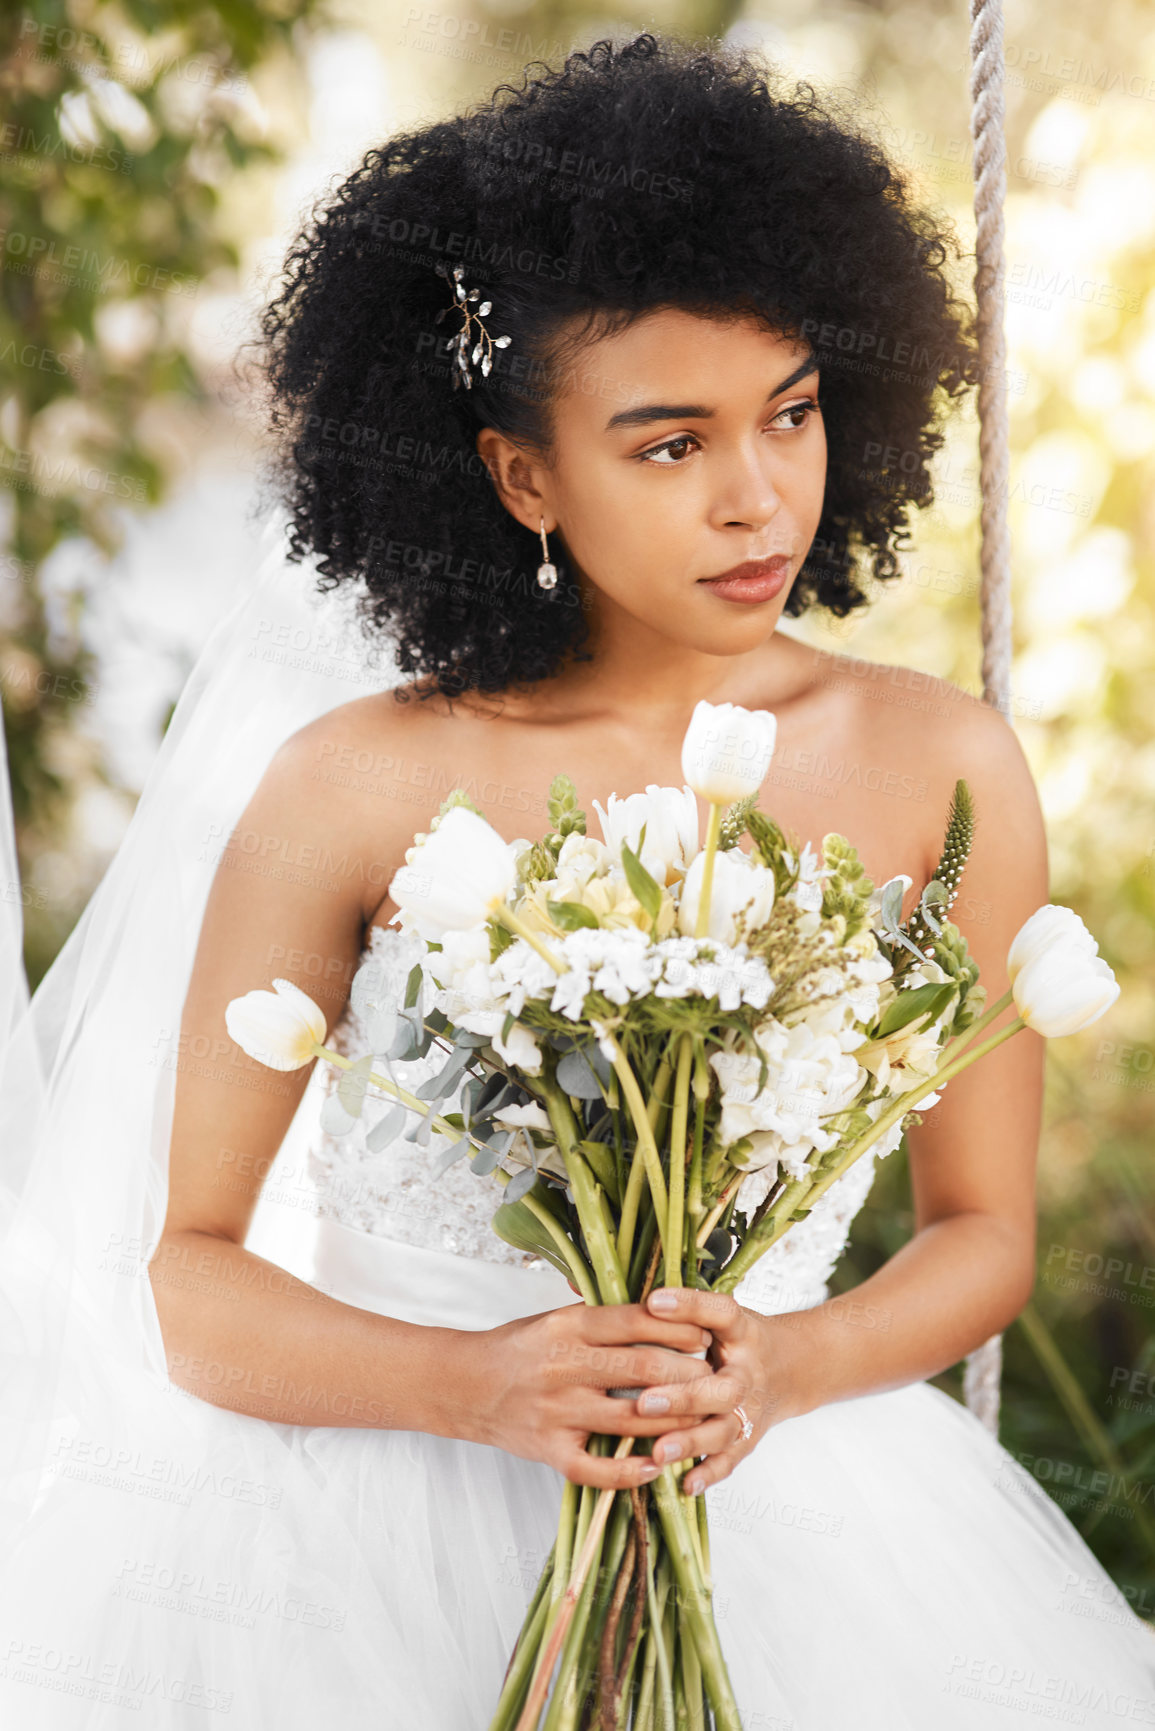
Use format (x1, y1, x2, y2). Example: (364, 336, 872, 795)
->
(0, 0, 326, 987)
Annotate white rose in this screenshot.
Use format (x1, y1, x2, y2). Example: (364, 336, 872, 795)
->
(553, 830, 610, 890)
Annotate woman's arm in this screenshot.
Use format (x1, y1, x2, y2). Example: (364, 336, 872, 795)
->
(620, 694, 1049, 1489)
(149, 699, 715, 1487)
(147, 704, 479, 1432)
(775, 692, 1048, 1411)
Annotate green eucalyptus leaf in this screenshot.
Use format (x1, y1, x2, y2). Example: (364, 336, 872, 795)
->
(365, 1104, 409, 1152)
(556, 1049, 603, 1099)
(503, 1166, 539, 1204)
(336, 1051, 376, 1117)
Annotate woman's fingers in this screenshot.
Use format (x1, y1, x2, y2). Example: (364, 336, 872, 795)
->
(558, 1442, 660, 1490)
(577, 1302, 711, 1351)
(634, 1370, 745, 1419)
(649, 1408, 746, 1466)
(644, 1287, 744, 1338)
(547, 1338, 712, 1393)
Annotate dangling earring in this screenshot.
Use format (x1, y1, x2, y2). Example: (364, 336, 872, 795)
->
(536, 517, 558, 590)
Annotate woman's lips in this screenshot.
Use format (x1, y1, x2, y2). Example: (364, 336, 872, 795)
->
(697, 558, 790, 604)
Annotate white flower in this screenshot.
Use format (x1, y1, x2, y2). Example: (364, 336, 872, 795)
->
(225, 978, 327, 1072)
(681, 700, 777, 804)
(592, 785, 698, 885)
(856, 1021, 945, 1092)
(493, 1101, 553, 1134)
(711, 1021, 866, 1162)
(1012, 946, 1119, 1037)
(492, 1021, 543, 1075)
(553, 831, 610, 890)
(388, 806, 518, 941)
(426, 922, 493, 993)
(677, 847, 776, 945)
(1007, 904, 1099, 984)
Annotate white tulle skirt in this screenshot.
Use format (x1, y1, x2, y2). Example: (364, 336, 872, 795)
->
(2, 1216, 1153, 1729)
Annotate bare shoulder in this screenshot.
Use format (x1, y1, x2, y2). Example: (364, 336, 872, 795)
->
(253, 682, 450, 922)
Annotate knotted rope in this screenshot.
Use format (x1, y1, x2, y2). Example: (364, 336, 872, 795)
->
(962, 0, 1011, 1436)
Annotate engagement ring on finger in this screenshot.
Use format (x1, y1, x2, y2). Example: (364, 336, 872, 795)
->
(733, 1403, 753, 1442)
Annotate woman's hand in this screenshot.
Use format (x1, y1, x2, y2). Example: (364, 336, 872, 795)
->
(632, 1287, 804, 1495)
(464, 1299, 719, 1489)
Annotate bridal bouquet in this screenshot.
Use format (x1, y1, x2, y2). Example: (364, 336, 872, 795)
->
(227, 700, 1119, 1731)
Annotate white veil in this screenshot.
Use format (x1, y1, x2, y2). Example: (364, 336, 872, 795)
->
(0, 514, 449, 1721)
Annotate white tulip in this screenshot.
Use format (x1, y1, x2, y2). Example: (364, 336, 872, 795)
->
(1007, 903, 1099, 984)
(681, 700, 777, 804)
(592, 784, 698, 885)
(388, 805, 518, 940)
(1011, 946, 1119, 1037)
(225, 977, 327, 1072)
(677, 847, 776, 945)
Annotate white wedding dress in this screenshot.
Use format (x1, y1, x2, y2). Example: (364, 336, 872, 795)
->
(2, 917, 1153, 1729)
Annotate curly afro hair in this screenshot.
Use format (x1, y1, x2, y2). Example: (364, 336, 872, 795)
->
(259, 30, 979, 698)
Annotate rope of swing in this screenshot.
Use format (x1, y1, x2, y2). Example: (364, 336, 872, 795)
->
(962, 0, 1011, 1436)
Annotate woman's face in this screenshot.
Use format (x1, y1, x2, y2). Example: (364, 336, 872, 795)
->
(480, 306, 827, 659)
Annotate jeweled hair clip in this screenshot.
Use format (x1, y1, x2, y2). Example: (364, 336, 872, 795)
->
(433, 261, 512, 390)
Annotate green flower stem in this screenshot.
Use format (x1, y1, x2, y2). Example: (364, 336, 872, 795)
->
(695, 1484, 712, 1592)
(514, 1182, 600, 1307)
(665, 1034, 694, 1288)
(648, 1466, 742, 1731)
(517, 1441, 634, 1731)
(693, 1172, 745, 1254)
(488, 1545, 558, 1731)
(540, 1510, 608, 1731)
(616, 1045, 671, 1276)
(571, 1493, 633, 1725)
(659, 1570, 678, 1731)
(686, 1091, 707, 1284)
(936, 986, 1015, 1070)
(497, 905, 568, 974)
(601, 1034, 670, 1271)
(715, 1015, 1028, 1293)
(549, 1480, 579, 1627)
(539, 1076, 630, 1306)
(647, 1052, 675, 1135)
(680, 1623, 704, 1731)
(646, 1550, 675, 1731)
(693, 804, 724, 941)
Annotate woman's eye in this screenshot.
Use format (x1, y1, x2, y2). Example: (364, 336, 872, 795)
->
(638, 398, 820, 466)
(639, 434, 698, 466)
(770, 398, 820, 430)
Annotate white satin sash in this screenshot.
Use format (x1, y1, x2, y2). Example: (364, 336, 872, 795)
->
(310, 1214, 578, 1331)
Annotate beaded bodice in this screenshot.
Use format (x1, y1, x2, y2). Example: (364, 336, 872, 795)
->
(307, 924, 888, 1316)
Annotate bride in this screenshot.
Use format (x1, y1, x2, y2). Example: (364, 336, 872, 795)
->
(1, 30, 1152, 1729)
